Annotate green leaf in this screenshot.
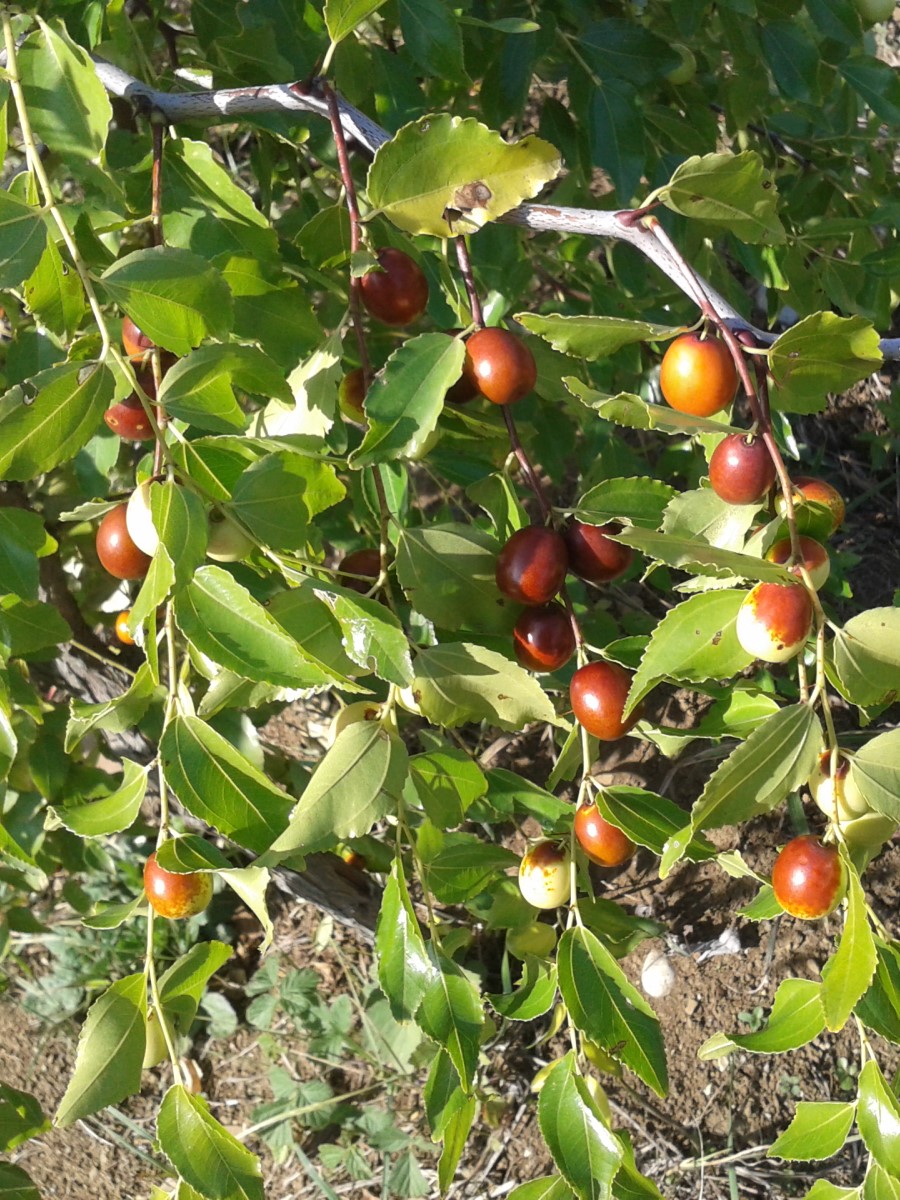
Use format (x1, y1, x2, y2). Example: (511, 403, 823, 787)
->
(768, 315, 883, 413)
(852, 731, 900, 823)
(176, 566, 349, 689)
(863, 1163, 900, 1200)
(588, 81, 645, 203)
(157, 1085, 264, 1200)
(768, 1101, 856, 1162)
(841, 54, 900, 125)
(855, 940, 900, 1043)
(594, 787, 716, 862)
(557, 927, 667, 1097)
(66, 662, 157, 751)
(437, 1092, 476, 1195)
(310, 580, 413, 686)
(0, 192, 47, 290)
(573, 477, 677, 530)
(367, 114, 561, 237)
(413, 642, 561, 731)
(567, 380, 744, 437)
(416, 952, 483, 1092)
(0, 508, 55, 603)
(581, 19, 679, 84)
(423, 838, 518, 903)
(101, 248, 233, 355)
(228, 451, 344, 550)
(18, 18, 113, 161)
(397, 0, 465, 78)
(376, 857, 435, 1022)
(679, 703, 820, 852)
(47, 759, 148, 838)
(151, 481, 208, 592)
(699, 978, 825, 1059)
(158, 940, 233, 1034)
(821, 859, 877, 1032)
(857, 1060, 900, 1177)
(1, 597, 72, 658)
(538, 1053, 624, 1200)
(509, 1180, 575, 1200)
(611, 526, 791, 583)
(831, 609, 900, 708)
(267, 722, 408, 854)
(160, 715, 293, 853)
(265, 585, 361, 683)
(626, 591, 754, 715)
(55, 973, 146, 1127)
(0, 363, 114, 480)
(0, 1084, 49, 1153)
(158, 346, 288, 433)
(658, 151, 785, 244)
(24, 236, 85, 339)
(328, 0, 391, 43)
(350, 334, 464, 465)
(488, 956, 558, 1021)
(0, 1163, 40, 1200)
(516, 314, 683, 361)
(410, 748, 487, 828)
(222, 867, 274, 953)
(396, 523, 518, 635)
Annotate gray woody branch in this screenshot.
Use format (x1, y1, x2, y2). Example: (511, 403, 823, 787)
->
(94, 56, 900, 361)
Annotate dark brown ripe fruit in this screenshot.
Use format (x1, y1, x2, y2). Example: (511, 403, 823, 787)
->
(771, 835, 845, 920)
(96, 504, 152, 580)
(338, 368, 366, 420)
(765, 535, 830, 590)
(104, 396, 155, 440)
(496, 527, 568, 606)
(574, 802, 636, 867)
(360, 248, 429, 326)
(144, 851, 213, 920)
(463, 327, 537, 406)
(442, 331, 479, 404)
(122, 315, 156, 361)
(115, 610, 135, 646)
(339, 548, 382, 594)
(659, 332, 738, 417)
(779, 475, 846, 534)
(565, 521, 633, 584)
(570, 660, 642, 741)
(513, 603, 576, 673)
(708, 433, 776, 505)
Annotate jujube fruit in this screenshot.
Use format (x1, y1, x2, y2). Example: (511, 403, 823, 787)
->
(565, 521, 633, 584)
(463, 327, 537, 406)
(359, 247, 429, 326)
(708, 433, 776, 505)
(765, 536, 830, 590)
(518, 841, 571, 909)
(776, 476, 845, 533)
(104, 396, 155, 441)
(735, 580, 813, 663)
(339, 548, 382, 594)
(659, 332, 737, 417)
(96, 505, 152, 581)
(122, 315, 155, 360)
(496, 527, 568, 606)
(143, 850, 214, 919)
(338, 367, 366, 420)
(513, 603, 576, 673)
(207, 513, 253, 562)
(126, 480, 160, 557)
(771, 835, 845, 920)
(570, 661, 642, 741)
(115, 610, 135, 645)
(808, 750, 869, 822)
(574, 802, 636, 867)
(507, 921, 557, 959)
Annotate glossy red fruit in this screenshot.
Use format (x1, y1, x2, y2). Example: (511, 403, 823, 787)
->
(708, 433, 776, 505)
(115, 610, 135, 646)
(565, 522, 633, 584)
(122, 315, 156, 361)
(360, 248, 429, 326)
(104, 396, 155, 440)
(771, 835, 845, 920)
(96, 505, 152, 580)
(518, 840, 571, 909)
(574, 802, 636, 867)
(765, 536, 830, 590)
(735, 580, 814, 663)
(659, 332, 738, 417)
(339, 548, 382, 594)
(513, 603, 576, 673)
(570, 661, 642, 741)
(496, 527, 568, 606)
(144, 851, 213, 920)
(463, 328, 537, 406)
(780, 476, 846, 533)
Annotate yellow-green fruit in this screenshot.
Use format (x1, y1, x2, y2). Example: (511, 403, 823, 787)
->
(327, 701, 383, 746)
(143, 1007, 170, 1069)
(666, 43, 696, 84)
(207, 514, 253, 562)
(854, 0, 895, 22)
(808, 751, 869, 822)
(507, 921, 557, 959)
(125, 479, 159, 557)
(518, 840, 571, 909)
(840, 811, 897, 850)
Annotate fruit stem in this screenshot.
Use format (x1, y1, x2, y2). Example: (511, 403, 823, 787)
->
(149, 119, 171, 477)
(454, 235, 485, 329)
(1, 14, 112, 356)
(144, 911, 186, 1082)
(501, 405, 551, 521)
